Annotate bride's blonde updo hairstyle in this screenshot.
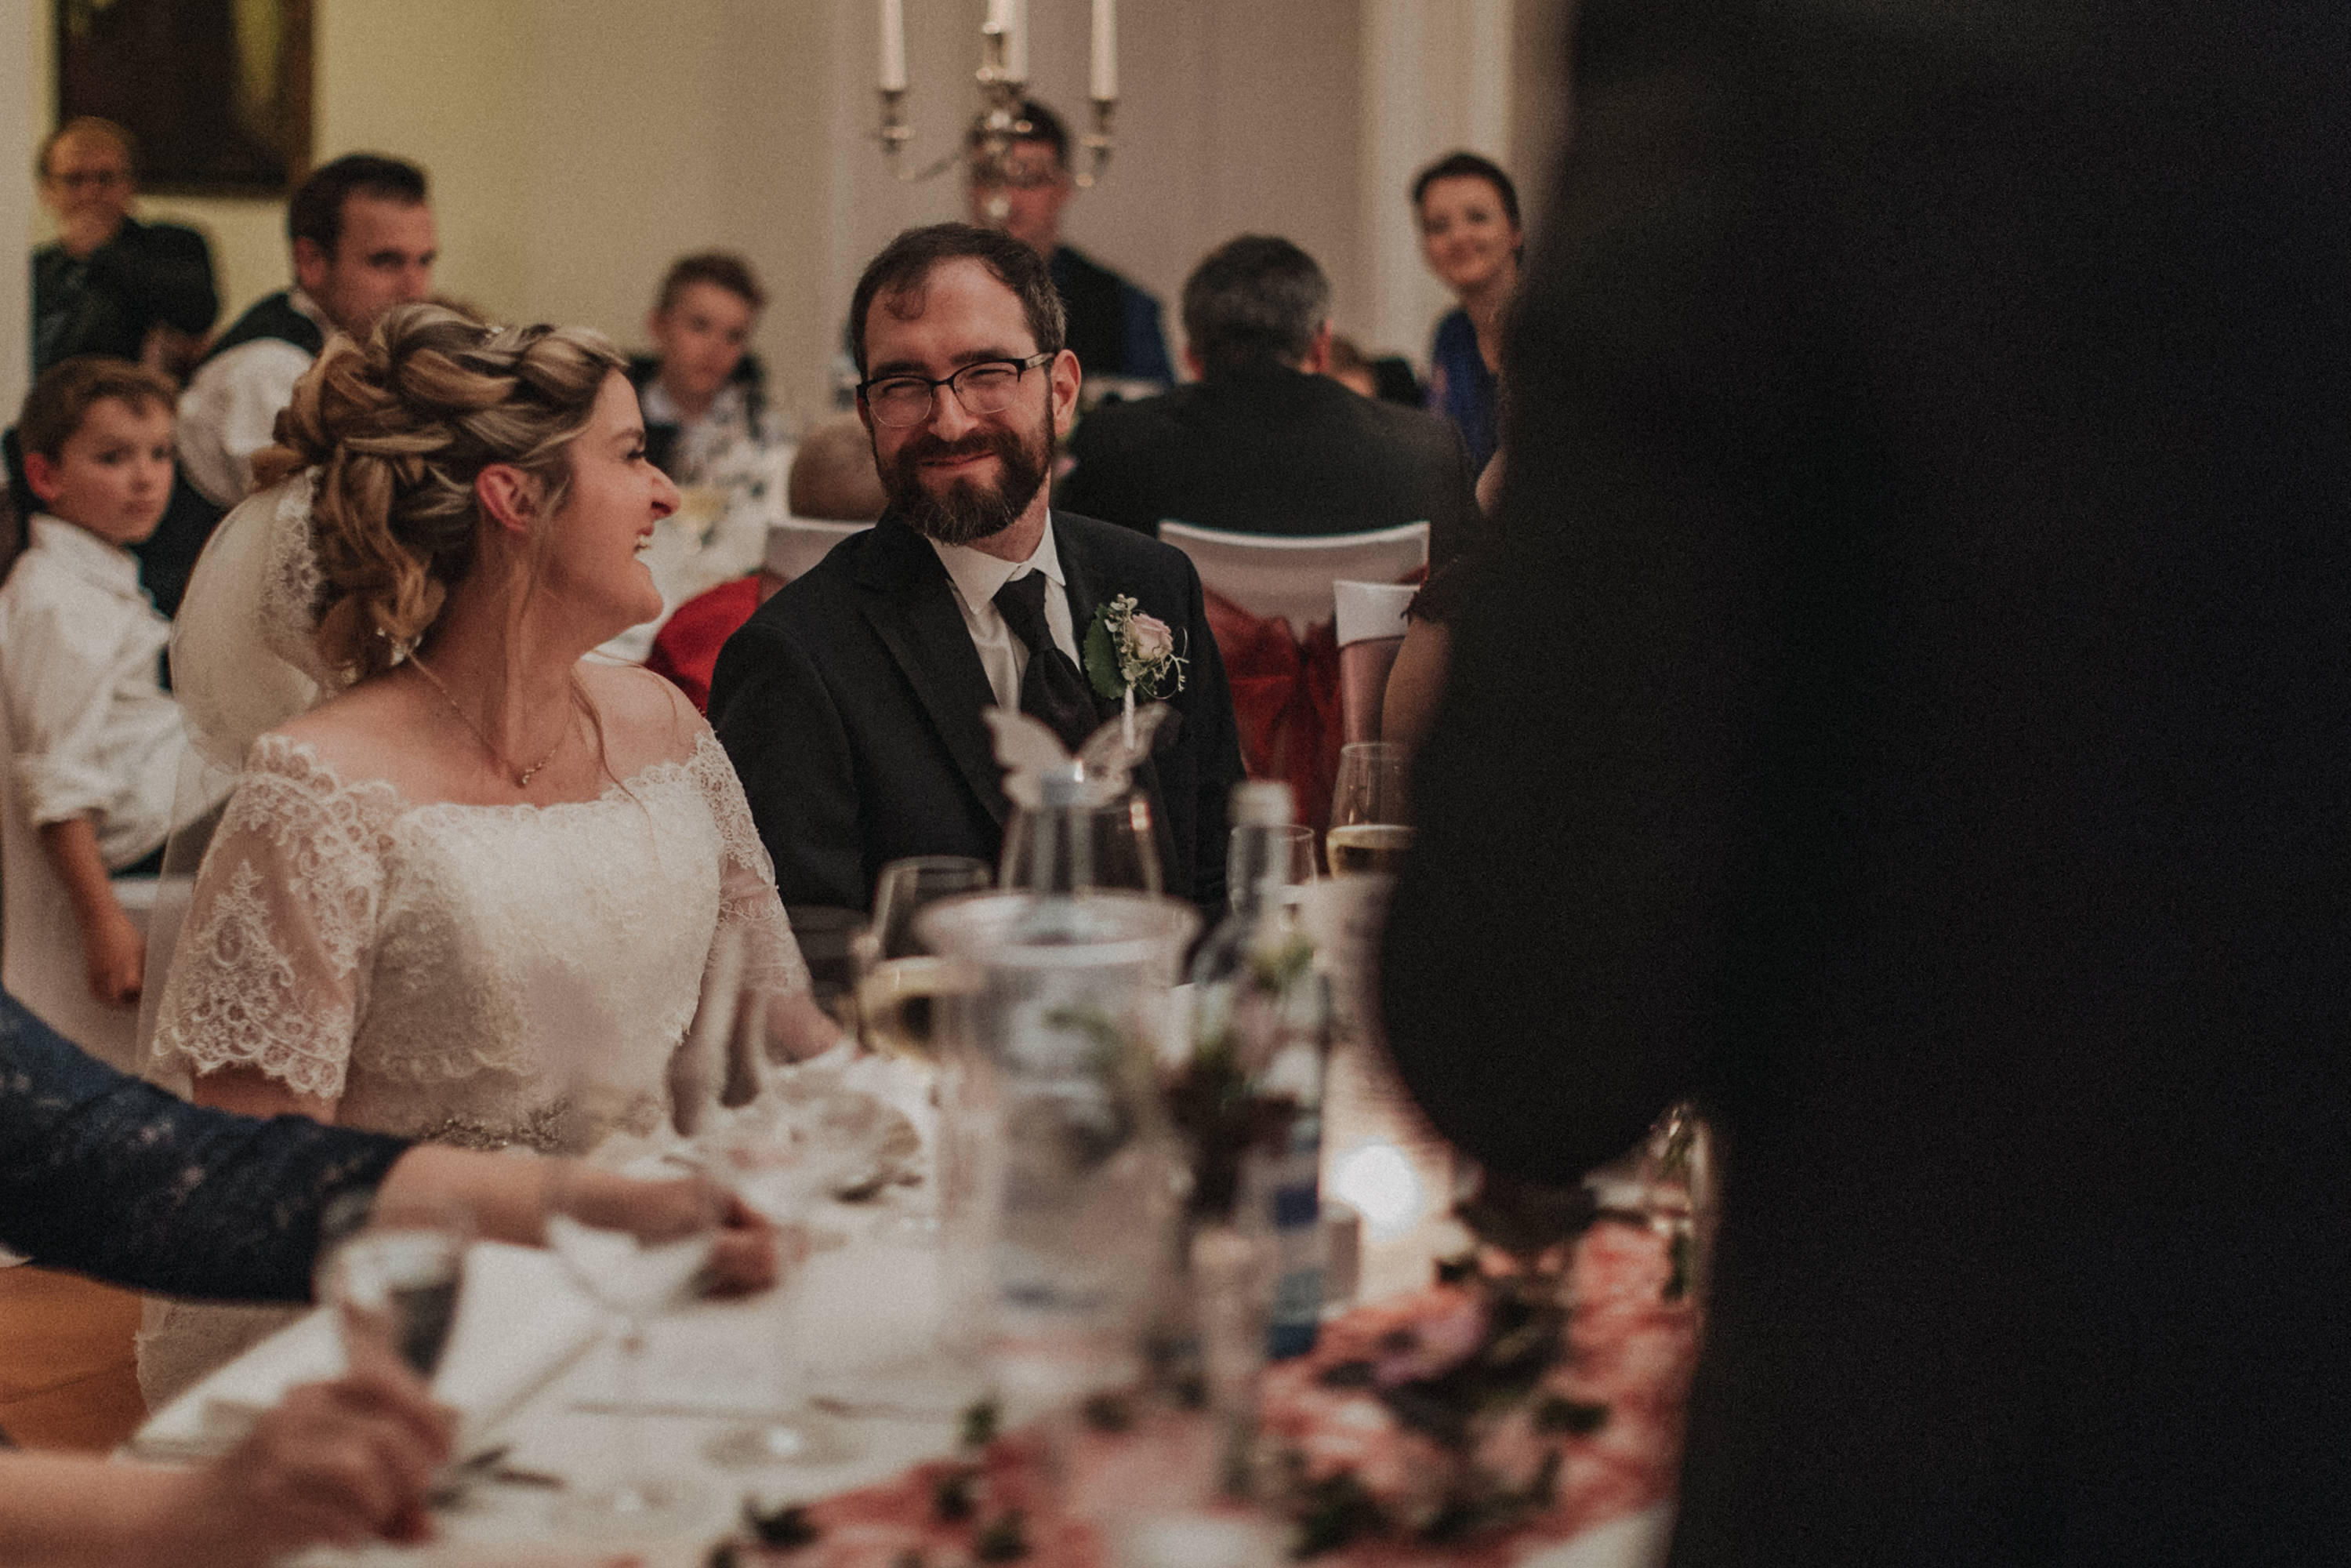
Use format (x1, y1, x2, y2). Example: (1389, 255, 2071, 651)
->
(256, 301, 626, 682)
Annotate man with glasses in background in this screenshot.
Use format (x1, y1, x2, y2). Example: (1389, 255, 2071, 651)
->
(710, 223, 1242, 916)
(967, 100, 1173, 395)
(30, 118, 219, 380)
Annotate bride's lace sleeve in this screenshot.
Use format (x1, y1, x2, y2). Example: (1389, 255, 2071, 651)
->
(688, 731, 811, 996)
(150, 739, 390, 1102)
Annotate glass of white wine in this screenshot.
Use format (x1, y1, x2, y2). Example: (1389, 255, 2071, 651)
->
(1326, 742, 1414, 877)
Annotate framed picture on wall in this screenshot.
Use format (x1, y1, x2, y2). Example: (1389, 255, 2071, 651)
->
(56, 0, 314, 197)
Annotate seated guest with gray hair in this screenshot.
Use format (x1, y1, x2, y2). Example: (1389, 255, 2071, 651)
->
(1056, 235, 1486, 567)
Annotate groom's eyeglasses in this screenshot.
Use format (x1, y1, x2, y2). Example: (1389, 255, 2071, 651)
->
(858, 353, 1054, 429)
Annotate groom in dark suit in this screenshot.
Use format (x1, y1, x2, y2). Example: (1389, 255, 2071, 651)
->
(709, 223, 1245, 914)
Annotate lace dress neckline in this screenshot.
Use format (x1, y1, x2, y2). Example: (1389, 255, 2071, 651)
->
(249, 728, 727, 816)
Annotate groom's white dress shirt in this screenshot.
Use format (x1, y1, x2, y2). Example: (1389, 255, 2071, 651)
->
(928, 523, 1080, 713)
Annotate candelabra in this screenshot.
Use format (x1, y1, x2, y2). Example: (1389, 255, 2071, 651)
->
(876, 2, 1118, 190)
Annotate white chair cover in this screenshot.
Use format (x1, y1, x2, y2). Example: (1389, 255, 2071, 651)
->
(764, 517, 874, 583)
(1333, 580, 1420, 746)
(0, 686, 156, 1072)
(1156, 521, 1430, 637)
(1333, 579, 1420, 648)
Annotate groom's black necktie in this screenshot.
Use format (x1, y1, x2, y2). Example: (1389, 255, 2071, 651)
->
(994, 572, 1096, 752)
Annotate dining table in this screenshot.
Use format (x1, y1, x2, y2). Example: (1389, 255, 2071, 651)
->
(131, 1036, 1696, 1568)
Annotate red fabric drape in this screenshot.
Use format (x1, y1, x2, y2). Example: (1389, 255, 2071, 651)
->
(1203, 590, 1344, 837)
(645, 575, 764, 713)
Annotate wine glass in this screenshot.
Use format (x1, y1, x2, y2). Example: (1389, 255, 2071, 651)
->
(855, 855, 990, 1062)
(544, 1161, 725, 1534)
(1229, 822, 1318, 916)
(784, 903, 868, 1039)
(676, 920, 836, 1136)
(684, 959, 869, 1470)
(1326, 742, 1414, 877)
(873, 856, 992, 960)
(317, 1192, 472, 1382)
(1000, 789, 1164, 895)
(695, 1104, 862, 1469)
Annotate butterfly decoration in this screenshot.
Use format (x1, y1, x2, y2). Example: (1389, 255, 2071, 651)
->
(985, 702, 1174, 808)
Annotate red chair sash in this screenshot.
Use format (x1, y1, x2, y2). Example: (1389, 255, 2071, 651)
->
(1203, 589, 1344, 837)
(646, 575, 764, 713)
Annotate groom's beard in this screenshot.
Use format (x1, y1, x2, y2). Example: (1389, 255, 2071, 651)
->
(882, 414, 1054, 547)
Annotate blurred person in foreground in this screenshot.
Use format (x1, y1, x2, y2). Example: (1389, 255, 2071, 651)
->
(1380, 0, 2351, 1562)
(30, 117, 218, 379)
(967, 99, 1173, 392)
(0, 984, 771, 1565)
(1057, 236, 1483, 567)
(0, 1366, 448, 1566)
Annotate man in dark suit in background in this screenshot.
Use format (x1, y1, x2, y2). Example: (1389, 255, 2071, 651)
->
(31, 118, 217, 379)
(1056, 236, 1485, 568)
(969, 100, 1173, 392)
(711, 223, 1244, 915)
(1381, 0, 2349, 1562)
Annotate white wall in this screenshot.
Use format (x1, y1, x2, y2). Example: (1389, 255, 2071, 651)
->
(21, 0, 1570, 424)
(2, 0, 35, 426)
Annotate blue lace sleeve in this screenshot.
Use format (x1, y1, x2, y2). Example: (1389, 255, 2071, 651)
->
(0, 989, 409, 1301)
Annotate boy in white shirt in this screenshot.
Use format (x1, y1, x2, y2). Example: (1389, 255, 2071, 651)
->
(0, 357, 194, 1007)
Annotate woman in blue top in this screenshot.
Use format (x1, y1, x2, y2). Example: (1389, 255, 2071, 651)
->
(1413, 152, 1522, 477)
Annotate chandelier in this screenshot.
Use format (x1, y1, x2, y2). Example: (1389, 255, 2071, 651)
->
(876, 0, 1119, 188)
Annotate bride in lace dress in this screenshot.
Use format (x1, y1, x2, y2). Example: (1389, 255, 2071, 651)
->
(139, 304, 840, 1404)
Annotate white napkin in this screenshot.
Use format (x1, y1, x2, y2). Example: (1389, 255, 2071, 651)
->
(129, 1241, 602, 1461)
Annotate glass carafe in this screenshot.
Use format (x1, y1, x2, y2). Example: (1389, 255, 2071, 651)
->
(914, 890, 1198, 1417)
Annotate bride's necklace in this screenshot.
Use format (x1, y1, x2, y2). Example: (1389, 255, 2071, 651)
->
(408, 652, 566, 788)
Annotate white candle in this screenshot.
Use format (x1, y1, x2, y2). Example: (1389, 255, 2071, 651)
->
(1090, 0, 1117, 100)
(1005, 0, 1029, 83)
(879, 0, 906, 92)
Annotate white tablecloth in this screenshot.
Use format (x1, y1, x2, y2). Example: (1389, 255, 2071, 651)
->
(131, 1039, 1671, 1568)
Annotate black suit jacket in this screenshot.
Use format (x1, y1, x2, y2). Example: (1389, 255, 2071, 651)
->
(31, 216, 218, 373)
(1382, 0, 2351, 1563)
(1056, 364, 1487, 568)
(709, 510, 1246, 915)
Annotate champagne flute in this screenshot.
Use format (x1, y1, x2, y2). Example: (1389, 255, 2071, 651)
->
(856, 855, 990, 1062)
(544, 1162, 724, 1534)
(1229, 822, 1317, 916)
(1326, 742, 1414, 877)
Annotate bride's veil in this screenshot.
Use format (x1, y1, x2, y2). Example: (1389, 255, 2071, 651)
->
(134, 474, 348, 1076)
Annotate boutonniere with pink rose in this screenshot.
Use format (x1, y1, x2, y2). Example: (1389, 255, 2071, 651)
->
(1083, 594, 1187, 739)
